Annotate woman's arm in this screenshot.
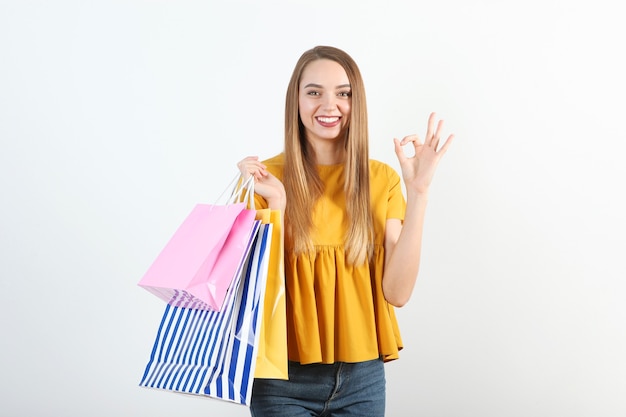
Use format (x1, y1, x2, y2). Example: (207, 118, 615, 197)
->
(382, 112, 454, 307)
(382, 193, 429, 307)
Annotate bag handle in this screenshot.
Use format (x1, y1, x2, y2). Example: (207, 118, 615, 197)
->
(230, 174, 256, 210)
(215, 173, 256, 210)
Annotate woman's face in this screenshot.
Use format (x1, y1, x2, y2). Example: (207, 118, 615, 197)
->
(298, 59, 351, 146)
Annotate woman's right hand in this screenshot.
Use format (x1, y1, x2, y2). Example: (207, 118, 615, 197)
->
(237, 156, 286, 210)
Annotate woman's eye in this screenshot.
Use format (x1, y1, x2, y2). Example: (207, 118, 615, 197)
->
(307, 91, 320, 96)
(338, 91, 351, 98)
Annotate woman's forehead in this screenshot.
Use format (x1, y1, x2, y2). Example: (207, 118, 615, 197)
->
(300, 59, 349, 87)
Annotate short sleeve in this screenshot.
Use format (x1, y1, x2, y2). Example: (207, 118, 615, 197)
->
(386, 168, 405, 221)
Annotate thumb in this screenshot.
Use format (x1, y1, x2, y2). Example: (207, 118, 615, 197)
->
(393, 138, 406, 163)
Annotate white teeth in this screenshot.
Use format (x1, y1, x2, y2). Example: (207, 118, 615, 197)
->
(318, 117, 339, 123)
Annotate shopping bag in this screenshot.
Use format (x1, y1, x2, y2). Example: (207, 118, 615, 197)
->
(138, 176, 257, 311)
(139, 220, 272, 407)
(204, 220, 272, 405)
(253, 208, 288, 379)
(138, 219, 260, 396)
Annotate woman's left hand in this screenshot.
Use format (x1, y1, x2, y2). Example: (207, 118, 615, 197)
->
(393, 112, 454, 195)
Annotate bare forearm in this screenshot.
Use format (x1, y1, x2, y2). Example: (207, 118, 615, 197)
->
(382, 191, 429, 307)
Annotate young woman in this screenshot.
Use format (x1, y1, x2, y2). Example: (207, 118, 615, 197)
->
(237, 45, 454, 417)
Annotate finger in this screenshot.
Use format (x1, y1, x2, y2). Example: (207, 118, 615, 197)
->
(400, 134, 421, 147)
(254, 171, 266, 181)
(437, 134, 455, 156)
(237, 156, 264, 171)
(237, 155, 258, 165)
(425, 112, 436, 143)
(239, 160, 266, 171)
(237, 160, 267, 181)
(431, 119, 444, 149)
(393, 138, 407, 163)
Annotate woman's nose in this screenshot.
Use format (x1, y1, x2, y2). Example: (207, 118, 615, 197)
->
(321, 95, 337, 110)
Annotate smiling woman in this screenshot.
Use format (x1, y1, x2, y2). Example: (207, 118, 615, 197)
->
(236, 45, 454, 417)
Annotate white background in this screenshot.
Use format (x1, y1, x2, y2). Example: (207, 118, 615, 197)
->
(1, 1, 625, 416)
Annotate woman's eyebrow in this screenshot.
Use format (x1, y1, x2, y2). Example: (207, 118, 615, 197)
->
(303, 83, 351, 89)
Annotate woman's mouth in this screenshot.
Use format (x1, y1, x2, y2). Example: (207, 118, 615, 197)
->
(316, 116, 341, 127)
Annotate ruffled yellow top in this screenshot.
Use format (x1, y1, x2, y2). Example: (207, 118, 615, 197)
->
(255, 153, 406, 364)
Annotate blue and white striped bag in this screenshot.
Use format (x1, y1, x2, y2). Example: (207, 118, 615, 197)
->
(139, 220, 272, 406)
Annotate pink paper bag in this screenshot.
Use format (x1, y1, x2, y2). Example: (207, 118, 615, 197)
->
(138, 201, 258, 311)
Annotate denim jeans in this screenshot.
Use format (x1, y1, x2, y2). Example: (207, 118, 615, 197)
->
(250, 358, 386, 417)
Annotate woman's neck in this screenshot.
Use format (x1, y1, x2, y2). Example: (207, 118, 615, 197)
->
(308, 138, 346, 165)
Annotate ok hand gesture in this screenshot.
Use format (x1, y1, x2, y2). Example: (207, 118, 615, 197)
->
(393, 112, 454, 195)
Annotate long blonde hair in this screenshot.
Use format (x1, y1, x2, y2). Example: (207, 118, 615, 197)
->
(283, 45, 373, 265)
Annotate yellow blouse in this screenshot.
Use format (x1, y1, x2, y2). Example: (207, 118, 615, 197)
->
(255, 153, 406, 364)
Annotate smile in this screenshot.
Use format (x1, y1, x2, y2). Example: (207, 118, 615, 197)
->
(316, 116, 341, 126)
